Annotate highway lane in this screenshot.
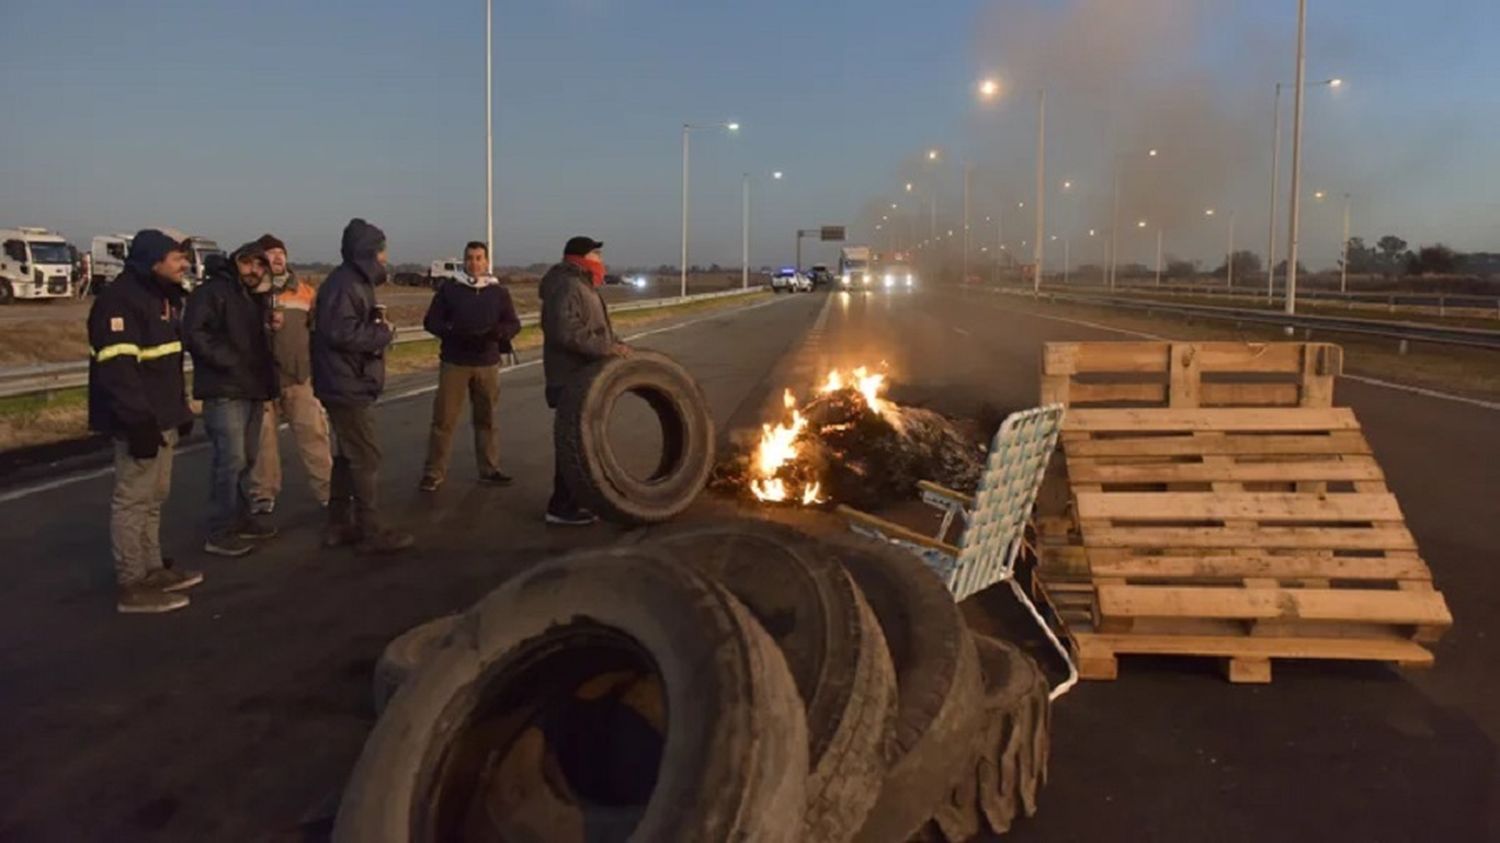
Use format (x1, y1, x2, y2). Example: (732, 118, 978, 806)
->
(801, 286, 1498, 842)
(1, 284, 1495, 840)
(0, 292, 824, 839)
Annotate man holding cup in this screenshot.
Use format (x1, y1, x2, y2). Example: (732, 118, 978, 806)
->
(311, 219, 413, 554)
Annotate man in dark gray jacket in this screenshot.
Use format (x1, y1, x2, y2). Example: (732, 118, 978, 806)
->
(538, 236, 627, 525)
(311, 218, 413, 554)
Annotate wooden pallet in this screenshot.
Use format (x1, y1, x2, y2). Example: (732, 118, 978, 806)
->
(1031, 342, 1452, 683)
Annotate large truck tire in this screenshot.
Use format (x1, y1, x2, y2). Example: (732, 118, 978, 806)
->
(654, 521, 897, 841)
(921, 634, 1051, 840)
(334, 548, 808, 843)
(819, 532, 986, 843)
(371, 614, 458, 715)
(556, 351, 715, 524)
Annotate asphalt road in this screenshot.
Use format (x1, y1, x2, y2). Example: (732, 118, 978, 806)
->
(0, 286, 1495, 841)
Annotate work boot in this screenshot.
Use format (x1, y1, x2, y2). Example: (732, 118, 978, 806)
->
(142, 567, 205, 592)
(545, 507, 598, 527)
(117, 585, 190, 614)
(478, 471, 514, 487)
(237, 515, 278, 540)
(356, 528, 415, 556)
(205, 531, 254, 557)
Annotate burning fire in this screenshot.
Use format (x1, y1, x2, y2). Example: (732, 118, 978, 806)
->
(748, 366, 893, 504)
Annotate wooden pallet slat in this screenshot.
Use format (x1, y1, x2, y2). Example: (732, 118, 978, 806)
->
(1067, 407, 1361, 433)
(1076, 491, 1405, 522)
(1082, 524, 1418, 551)
(1085, 553, 1432, 582)
(1067, 458, 1384, 485)
(1096, 584, 1453, 626)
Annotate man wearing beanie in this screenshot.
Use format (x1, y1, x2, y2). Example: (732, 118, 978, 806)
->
(311, 218, 413, 554)
(538, 235, 628, 525)
(248, 233, 332, 515)
(183, 241, 279, 557)
(418, 240, 522, 492)
(88, 229, 201, 613)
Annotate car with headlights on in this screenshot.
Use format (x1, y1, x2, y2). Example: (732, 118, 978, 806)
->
(770, 267, 813, 293)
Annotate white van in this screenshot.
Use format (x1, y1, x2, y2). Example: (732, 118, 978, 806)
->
(91, 233, 133, 284)
(429, 259, 463, 285)
(0, 227, 75, 303)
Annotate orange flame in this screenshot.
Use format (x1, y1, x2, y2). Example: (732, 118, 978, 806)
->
(749, 364, 893, 505)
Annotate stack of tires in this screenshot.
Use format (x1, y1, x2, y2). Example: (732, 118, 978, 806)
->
(343, 522, 1050, 842)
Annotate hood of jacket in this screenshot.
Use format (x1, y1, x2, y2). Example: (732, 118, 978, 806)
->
(339, 218, 388, 286)
(125, 229, 184, 277)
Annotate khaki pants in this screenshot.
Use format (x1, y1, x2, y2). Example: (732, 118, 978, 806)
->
(421, 362, 502, 484)
(250, 381, 332, 505)
(111, 428, 177, 586)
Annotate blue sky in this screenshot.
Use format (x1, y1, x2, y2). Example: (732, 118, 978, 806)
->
(2, 0, 1496, 270)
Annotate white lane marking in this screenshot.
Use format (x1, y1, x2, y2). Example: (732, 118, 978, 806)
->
(952, 327, 971, 336)
(982, 297, 1499, 413)
(0, 294, 794, 505)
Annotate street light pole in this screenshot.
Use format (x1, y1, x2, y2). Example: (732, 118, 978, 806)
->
(962, 162, 972, 283)
(680, 125, 690, 297)
(1154, 226, 1164, 287)
(1285, 0, 1310, 316)
(1266, 82, 1283, 303)
(484, 0, 493, 269)
(1227, 212, 1237, 288)
(741, 173, 750, 290)
(1109, 166, 1120, 290)
(1033, 88, 1046, 293)
(1340, 192, 1351, 293)
(1063, 237, 1070, 285)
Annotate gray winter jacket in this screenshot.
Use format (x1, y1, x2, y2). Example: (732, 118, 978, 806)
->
(538, 261, 615, 400)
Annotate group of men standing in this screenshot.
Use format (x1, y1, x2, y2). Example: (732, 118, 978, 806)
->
(88, 222, 621, 614)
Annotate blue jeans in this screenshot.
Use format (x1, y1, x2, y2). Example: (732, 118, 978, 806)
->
(202, 398, 264, 535)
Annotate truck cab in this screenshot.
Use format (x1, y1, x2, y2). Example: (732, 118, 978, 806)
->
(838, 246, 872, 288)
(91, 233, 133, 285)
(181, 237, 224, 287)
(429, 259, 464, 287)
(0, 227, 76, 303)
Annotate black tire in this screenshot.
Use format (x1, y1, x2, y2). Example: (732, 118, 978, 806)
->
(818, 532, 986, 843)
(922, 634, 1051, 840)
(653, 521, 897, 840)
(0, 281, 12, 305)
(372, 614, 459, 715)
(334, 548, 808, 843)
(556, 350, 715, 524)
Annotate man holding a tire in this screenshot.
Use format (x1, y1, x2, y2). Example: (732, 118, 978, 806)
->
(538, 236, 626, 526)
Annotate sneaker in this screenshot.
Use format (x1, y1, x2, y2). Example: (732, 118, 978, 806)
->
(249, 498, 276, 515)
(545, 508, 598, 527)
(205, 532, 254, 557)
(356, 528, 415, 555)
(418, 476, 442, 493)
(478, 471, 514, 487)
(117, 585, 190, 614)
(142, 567, 204, 592)
(237, 516, 278, 540)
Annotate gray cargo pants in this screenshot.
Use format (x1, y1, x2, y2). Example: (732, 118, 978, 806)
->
(110, 428, 178, 586)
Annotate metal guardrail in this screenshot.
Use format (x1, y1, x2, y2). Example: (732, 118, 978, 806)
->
(0, 286, 766, 400)
(993, 287, 1500, 351)
(1063, 282, 1500, 316)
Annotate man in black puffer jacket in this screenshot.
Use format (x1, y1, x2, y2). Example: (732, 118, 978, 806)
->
(184, 241, 279, 557)
(311, 218, 413, 554)
(88, 229, 201, 614)
(418, 240, 522, 492)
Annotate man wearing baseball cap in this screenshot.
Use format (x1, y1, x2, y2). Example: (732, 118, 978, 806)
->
(183, 241, 279, 557)
(537, 235, 628, 525)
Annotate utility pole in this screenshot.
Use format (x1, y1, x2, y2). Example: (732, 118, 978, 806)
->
(484, 0, 493, 269)
(1033, 89, 1046, 293)
(680, 125, 690, 297)
(962, 162, 972, 283)
(1155, 227, 1164, 287)
(1266, 82, 1283, 303)
(741, 174, 750, 289)
(1340, 193, 1351, 293)
(1227, 212, 1237, 289)
(1284, 0, 1309, 316)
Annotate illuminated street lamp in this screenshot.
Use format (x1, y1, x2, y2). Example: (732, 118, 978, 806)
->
(1267, 74, 1343, 304)
(1207, 207, 1237, 288)
(682, 120, 740, 296)
(742, 167, 781, 289)
(978, 77, 1001, 100)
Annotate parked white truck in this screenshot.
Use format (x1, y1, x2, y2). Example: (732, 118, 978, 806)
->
(93, 232, 222, 289)
(0, 227, 76, 303)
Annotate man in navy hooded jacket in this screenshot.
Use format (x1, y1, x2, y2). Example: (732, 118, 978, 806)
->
(311, 219, 413, 554)
(87, 229, 202, 614)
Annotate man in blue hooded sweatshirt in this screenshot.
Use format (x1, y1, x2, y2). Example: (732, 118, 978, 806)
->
(87, 229, 202, 613)
(311, 219, 413, 554)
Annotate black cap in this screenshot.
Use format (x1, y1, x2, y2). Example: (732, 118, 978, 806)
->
(563, 236, 603, 257)
(231, 241, 269, 264)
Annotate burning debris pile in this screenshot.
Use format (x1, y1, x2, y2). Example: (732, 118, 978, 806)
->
(713, 367, 983, 511)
